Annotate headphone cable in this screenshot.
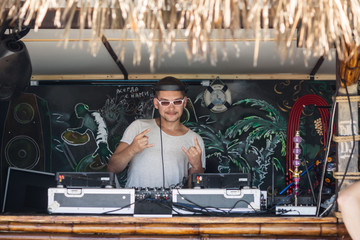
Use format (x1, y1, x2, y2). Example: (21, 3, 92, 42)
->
(159, 117, 166, 188)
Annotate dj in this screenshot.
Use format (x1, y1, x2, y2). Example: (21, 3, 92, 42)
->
(108, 76, 206, 188)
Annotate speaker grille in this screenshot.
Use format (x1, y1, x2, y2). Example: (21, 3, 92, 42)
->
(13, 102, 34, 124)
(5, 135, 40, 169)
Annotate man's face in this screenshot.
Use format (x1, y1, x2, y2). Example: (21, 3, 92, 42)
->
(154, 90, 187, 123)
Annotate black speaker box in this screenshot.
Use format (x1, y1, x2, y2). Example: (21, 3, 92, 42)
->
(1, 93, 51, 205)
(0, 38, 32, 101)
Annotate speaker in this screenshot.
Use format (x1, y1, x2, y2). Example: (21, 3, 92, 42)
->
(0, 38, 32, 101)
(1, 93, 51, 204)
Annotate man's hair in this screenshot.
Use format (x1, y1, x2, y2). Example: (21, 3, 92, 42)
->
(153, 76, 187, 97)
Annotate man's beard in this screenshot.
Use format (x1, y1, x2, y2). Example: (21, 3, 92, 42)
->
(161, 109, 183, 123)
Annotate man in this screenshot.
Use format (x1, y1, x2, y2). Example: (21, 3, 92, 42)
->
(108, 76, 206, 188)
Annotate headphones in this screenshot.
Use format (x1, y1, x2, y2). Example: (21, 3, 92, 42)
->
(152, 76, 188, 94)
(153, 84, 187, 92)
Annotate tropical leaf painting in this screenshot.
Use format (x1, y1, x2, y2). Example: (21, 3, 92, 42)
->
(187, 98, 287, 189)
(226, 99, 287, 188)
(185, 122, 251, 173)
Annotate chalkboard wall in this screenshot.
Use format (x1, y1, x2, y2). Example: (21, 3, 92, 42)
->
(0, 79, 336, 199)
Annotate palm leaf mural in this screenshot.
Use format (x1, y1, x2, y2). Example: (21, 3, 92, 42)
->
(185, 122, 251, 173)
(226, 99, 287, 155)
(188, 96, 287, 188)
(224, 98, 287, 187)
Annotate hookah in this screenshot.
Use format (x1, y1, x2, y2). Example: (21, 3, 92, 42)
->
(290, 130, 303, 206)
(275, 130, 317, 215)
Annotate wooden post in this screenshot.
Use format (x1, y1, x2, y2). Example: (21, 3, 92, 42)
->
(336, 47, 360, 194)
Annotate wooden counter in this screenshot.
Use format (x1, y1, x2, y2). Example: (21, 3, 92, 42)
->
(0, 215, 350, 239)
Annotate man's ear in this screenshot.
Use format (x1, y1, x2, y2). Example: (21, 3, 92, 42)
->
(184, 96, 188, 106)
(153, 98, 159, 109)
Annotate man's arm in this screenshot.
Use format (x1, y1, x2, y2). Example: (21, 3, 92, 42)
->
(107, 142, 133, 173)
(107, 128, 153, 173)
(188, 165, 204, 175)
(337, 181, 360, 240)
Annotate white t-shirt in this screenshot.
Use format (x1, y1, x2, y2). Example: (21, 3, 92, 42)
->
(121, 119, 206, 188)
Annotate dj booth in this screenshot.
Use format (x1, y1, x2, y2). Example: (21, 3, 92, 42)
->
(0, 169, 350, 239)
(48, 171, 263, 216)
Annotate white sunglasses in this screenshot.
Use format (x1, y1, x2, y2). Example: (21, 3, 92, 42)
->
(156, 98, 185, 107)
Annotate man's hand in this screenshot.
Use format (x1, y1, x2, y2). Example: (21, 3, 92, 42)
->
(108, 128, 154, 173)
(182, 137, 202, 170)
(130, 128, 154, 154)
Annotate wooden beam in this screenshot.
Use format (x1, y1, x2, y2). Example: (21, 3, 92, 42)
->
(22, 38, 284, 43)
(31, 74, 125, 81)
(31, 74, 336, 81)
(0, 215, 348, 238)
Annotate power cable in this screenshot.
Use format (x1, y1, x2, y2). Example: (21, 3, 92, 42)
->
(159, 117, 166, 188)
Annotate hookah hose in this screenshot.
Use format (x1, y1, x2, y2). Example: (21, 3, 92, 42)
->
(286, 94, 330, 191)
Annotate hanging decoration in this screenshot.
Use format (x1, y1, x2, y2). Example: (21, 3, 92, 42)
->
(203, 77, 231, 113)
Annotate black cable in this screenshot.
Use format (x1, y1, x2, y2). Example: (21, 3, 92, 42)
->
(176, 189, 238, 215)
(172, 202, 209, 215)
(336, 80, 356, 191)
(303, 157, 317, 204)
(228, 199, 258, 213)
(173, 188, 263, 216)
(102, 201, 136, 214)
(276, 208, 301, 215)
(174, 189, 215, 215)
(159, 118, 166, 188)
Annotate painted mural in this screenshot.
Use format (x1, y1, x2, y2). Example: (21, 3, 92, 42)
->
(0, 80, 336, 199)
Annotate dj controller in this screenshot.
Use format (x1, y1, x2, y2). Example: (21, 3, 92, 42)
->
(47, 172, 269, 216)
